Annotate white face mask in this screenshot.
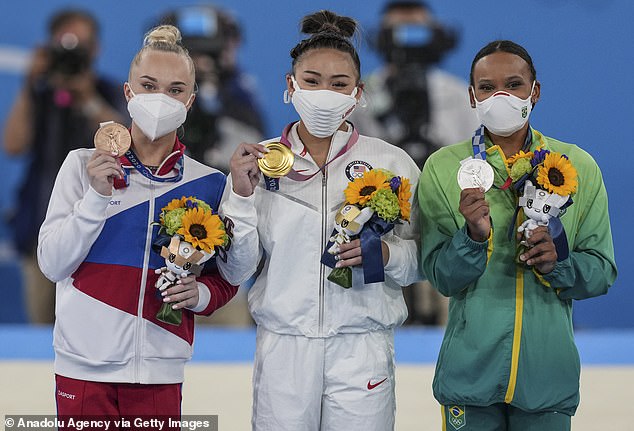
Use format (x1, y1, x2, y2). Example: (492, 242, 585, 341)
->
(472, 81, 535, 137)
(127, 87, 189, 141)
(288, 76, 358, 138)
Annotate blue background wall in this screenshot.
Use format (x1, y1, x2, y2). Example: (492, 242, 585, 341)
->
(0, 0, 631, 327)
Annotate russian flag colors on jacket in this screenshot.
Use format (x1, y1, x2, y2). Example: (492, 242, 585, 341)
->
(38, 142, 238, 384)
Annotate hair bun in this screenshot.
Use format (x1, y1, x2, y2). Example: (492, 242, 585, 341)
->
(143, 24, 182, 47)
(300, 10, 356, 39)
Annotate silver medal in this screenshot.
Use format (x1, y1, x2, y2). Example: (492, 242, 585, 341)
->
(457, 158, 494, 191)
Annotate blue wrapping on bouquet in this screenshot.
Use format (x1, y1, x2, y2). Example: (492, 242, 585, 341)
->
(321, 214, 395, 287)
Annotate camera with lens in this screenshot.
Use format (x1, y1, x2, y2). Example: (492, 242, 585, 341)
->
(376, 22, 457, 165)
(161, 5, 239, 62)
(47, 32, 91, 76)
(377, 22, 456, 68)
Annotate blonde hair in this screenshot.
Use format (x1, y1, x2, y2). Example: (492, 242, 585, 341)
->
(129, 24, 195, 82)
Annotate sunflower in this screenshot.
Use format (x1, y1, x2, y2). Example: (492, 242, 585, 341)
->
(397, 177, 412, 222)
(162, 197, 186, 212)
(344, 169, 389, 206)
(506, 150, 533, 167)
(177, 208, 227, 253)
(536, 152, 578, 196)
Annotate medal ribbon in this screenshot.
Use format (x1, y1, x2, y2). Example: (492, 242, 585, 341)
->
(280, 121, 360, 181)
(124, 148, 184, 183)
(472, 125, 487, 160)
(320, 214, 394, 285)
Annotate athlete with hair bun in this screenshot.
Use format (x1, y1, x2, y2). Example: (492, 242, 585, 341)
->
(223, 10, 422, 431)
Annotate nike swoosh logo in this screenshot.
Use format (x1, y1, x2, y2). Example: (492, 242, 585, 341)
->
(367, 378, 388, 390)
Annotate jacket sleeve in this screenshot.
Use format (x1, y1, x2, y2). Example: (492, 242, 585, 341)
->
(216, 175, 262, 286)
(382, 173, 424, 286)
(418, 154, 488, 297)
(187, 269, 239, 316)
(543, 158, 617, 299)
(37, 150, 111, 282)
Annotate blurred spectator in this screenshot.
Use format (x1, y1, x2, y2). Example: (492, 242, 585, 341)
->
(2, 8, 126, 324)
(351, 1, 479, 326)
(159, 4, 266, 173)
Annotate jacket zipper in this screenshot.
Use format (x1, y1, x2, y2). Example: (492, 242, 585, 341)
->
(134, 179, 156, 382)
(318, 171, 328, 337)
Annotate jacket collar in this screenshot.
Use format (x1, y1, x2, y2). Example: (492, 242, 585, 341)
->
(119, 137, 186, 176)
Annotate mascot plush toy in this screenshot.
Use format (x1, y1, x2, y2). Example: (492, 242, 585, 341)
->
(517, 179, 571, 262)
(155, 235, 213, 325)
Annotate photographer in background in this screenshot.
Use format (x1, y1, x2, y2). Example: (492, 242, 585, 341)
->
(351, 1, 479, 325)
(2, 8, 126, 324)
(159, 5, 265, 326)
(160, 4, 265, 173)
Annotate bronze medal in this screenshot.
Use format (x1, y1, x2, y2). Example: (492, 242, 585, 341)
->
(94, 121, 131, 156)
(257, 142, 294, 178)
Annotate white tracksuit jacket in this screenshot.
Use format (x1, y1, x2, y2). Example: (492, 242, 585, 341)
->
(221, 123, 422, 337)
(38, 145, 243, 384)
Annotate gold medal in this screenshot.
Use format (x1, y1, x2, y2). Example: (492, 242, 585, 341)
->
(257, 142, 294, 178)
(94, 121, 131, 156)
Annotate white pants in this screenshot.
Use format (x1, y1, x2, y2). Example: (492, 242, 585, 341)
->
(252, 327, 396, 431)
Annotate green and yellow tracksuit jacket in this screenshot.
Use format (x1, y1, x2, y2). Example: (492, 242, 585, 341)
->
(418, 128, 617, 415)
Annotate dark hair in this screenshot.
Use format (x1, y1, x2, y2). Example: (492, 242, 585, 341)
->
(48, 9, 100, 41)
(290, 10, 361, 80)
(470, 40, 536, 86)
(381, 0, 431, 15)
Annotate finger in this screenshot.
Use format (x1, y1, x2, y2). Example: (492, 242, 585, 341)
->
(162, 277, 197, 296)
(337, 246, 362, 261)
(462, 200, 490, 220)
(520, 242, 556, 265)
(460, 188, 485, 203)
(162, 289, 197, 307)
(89, 165, 124, 180)
(87, 153, 124, 171)
(233, 155, 259, 173)
(237, 143, 268, 159)
(338, 239, 361, 253)
(88, 151, 119, 166)
(171, 295, 198, 310)
(525, 229, 552, 247)
(336, 255, 362, 268)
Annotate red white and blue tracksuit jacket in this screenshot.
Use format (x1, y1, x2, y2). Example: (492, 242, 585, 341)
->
(38, 140, 238, 384)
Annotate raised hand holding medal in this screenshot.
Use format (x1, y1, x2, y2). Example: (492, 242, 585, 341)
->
(457, 158, 494, 191)
(257, 142, 294, 178)
(94, 121, 131, 156)
(88, 121, 129, 195)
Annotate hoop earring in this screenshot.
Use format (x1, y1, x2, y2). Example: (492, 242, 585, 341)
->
(358, 93, 368, 108)
(283, 89, 291, 104)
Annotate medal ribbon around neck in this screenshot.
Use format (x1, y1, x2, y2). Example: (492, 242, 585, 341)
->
(281, 121, 359, 180)
(472, 125, 488, 160)
(124, 148, 184, 183)
(262, 121, 360, 191)
(471, 124, 533, 190)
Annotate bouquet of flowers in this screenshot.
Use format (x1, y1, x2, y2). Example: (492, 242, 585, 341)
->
(152, 196, 228, 325)
(321, 169, 411, 288)
(506, 149, 578, 262)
